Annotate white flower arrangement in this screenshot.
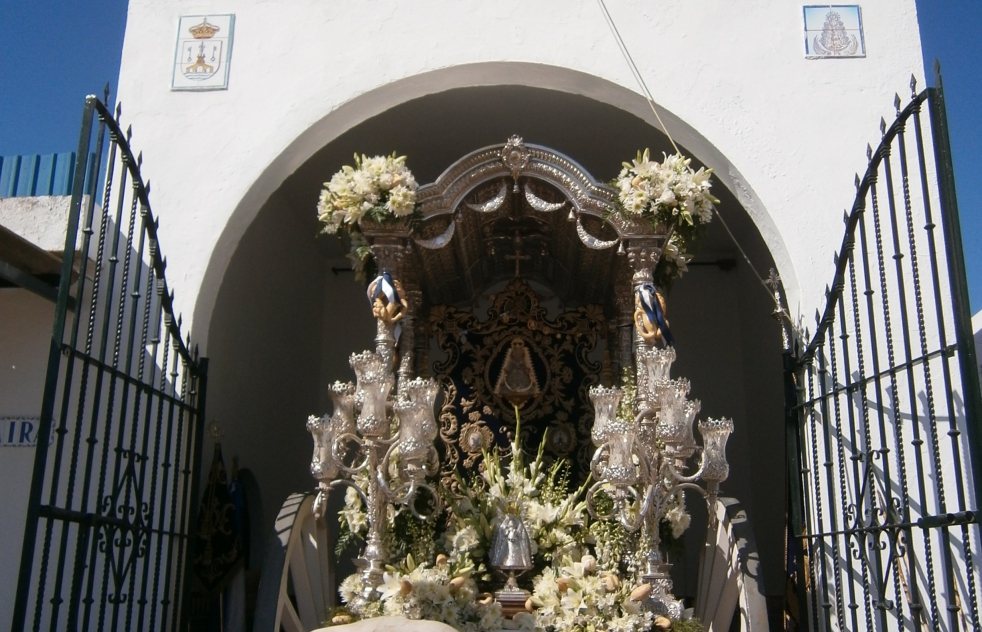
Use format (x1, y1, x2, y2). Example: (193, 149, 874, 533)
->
(615, 150, 715, 225)
(612, 150, 719, 289)
(332, 409, 701, 632)
(663, 495, 691, 540)
(340, 556, 513, 632)
(529, 559, 654, 632)
(443, 424, 590, 567)
(317, 153, 419, 233)
(316, 153, 419, 282)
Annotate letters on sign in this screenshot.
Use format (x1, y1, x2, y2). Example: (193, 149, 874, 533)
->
(0, 417, 48, 447)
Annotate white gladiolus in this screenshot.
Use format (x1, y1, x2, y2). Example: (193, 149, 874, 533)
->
(452, 525, 480, 552)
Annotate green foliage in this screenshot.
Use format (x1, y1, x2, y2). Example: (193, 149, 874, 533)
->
(335, 519, 362, 558)
(321, 606, 360, 627)
(589, 514, 632, 573)
(618, 365, 636, 422)
(669, 617, 706, 632)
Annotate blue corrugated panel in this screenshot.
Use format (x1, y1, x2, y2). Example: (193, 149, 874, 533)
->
(0, 155, 20, 197)
(0, 152, 79, 197)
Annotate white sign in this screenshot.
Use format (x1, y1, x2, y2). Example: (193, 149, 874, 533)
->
(172, 14, 235, 91)
(0, 417, 47, 447)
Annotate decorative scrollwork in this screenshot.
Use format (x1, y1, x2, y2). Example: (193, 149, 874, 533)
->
(99, 456, 152, 605)
(501, 136, 531, 190)
(428, 278, 606, 490)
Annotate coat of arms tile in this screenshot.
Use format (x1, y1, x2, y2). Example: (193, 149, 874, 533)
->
(172, 14, 235, 91)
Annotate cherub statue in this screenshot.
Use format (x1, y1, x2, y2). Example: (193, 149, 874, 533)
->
(367, 272, 409, 325)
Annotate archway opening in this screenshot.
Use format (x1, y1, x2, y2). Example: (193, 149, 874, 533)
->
(204, 84, 787, 607)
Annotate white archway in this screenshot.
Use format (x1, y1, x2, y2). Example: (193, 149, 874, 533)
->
(192, 62, 795, 350)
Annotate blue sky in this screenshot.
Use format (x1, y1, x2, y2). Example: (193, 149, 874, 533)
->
(1, 1, 979, 311)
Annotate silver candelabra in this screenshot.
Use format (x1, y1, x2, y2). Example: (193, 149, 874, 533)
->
(308, 299, 441, 607)
(586, 345, 733, 618)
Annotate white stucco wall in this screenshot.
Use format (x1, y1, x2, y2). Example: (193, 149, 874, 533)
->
(0, 290, 54, 631)
(974, 310, 982, 379)
(113, 0, 925, 349)
(0, 196, 74, 252)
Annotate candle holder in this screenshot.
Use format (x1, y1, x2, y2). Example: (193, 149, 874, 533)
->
(307, 274, 441, 609)
(587, 338, 733, 618)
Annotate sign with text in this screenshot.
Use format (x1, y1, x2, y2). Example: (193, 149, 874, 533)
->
(0, 417, 48, 447)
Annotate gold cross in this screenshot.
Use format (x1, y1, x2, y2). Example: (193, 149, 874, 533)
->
(504, 233, 531, 277)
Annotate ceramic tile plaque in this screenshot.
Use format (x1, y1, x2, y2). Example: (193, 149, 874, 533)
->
(172, 14, 235, 91)
(803, 6, 865, 58)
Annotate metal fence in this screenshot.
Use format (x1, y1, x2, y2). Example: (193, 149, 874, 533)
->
(785, 71, 982, 632)
(12, 93, 208, 632)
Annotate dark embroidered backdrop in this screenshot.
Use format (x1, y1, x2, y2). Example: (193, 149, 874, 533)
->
(427, 278, 607, 491)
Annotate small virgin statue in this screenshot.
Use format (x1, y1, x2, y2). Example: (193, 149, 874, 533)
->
(490, 506, 533, 591)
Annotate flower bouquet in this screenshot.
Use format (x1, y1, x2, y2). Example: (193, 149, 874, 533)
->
(316, 153, 420, 281)
(330, 410, 702, 632)
(612, 150, 719, 289)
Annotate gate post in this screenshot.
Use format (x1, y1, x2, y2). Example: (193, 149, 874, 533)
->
(11, 95, 98, 632)
(928, 66, 982, 506)
(180, 356, 209, 630)
(784, 349, 811, 632)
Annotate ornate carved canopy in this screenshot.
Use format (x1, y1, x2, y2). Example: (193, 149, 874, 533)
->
(368, 137, 669, 310)
(364, 136, 672, 388)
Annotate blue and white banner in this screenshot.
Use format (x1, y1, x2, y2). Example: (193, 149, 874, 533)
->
(637, 283, 674, 347)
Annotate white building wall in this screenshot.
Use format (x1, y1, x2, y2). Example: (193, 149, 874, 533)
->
(0, 290, 54, 631)
(974, 311, 982, 377)
(114, 0, 925, 347)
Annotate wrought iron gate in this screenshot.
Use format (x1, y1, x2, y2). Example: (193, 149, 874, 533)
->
(785, 70, 982, 632)
(12, 94, 208, 632)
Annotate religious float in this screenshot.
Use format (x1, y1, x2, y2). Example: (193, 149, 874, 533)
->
(256, 138, 765, 632)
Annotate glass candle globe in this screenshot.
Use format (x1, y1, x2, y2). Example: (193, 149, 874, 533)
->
(404, 377, 439, 442)
(698, 417, 734, 483)
(589, 385, 623, 447)
(656, 378, 690, 447)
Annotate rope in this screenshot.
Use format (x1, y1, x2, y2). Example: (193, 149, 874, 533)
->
(594, 0, 682, 156)
(595, 0, 792, 326)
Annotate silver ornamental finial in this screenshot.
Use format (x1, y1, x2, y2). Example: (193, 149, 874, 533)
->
(501, 136, 530, 192)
